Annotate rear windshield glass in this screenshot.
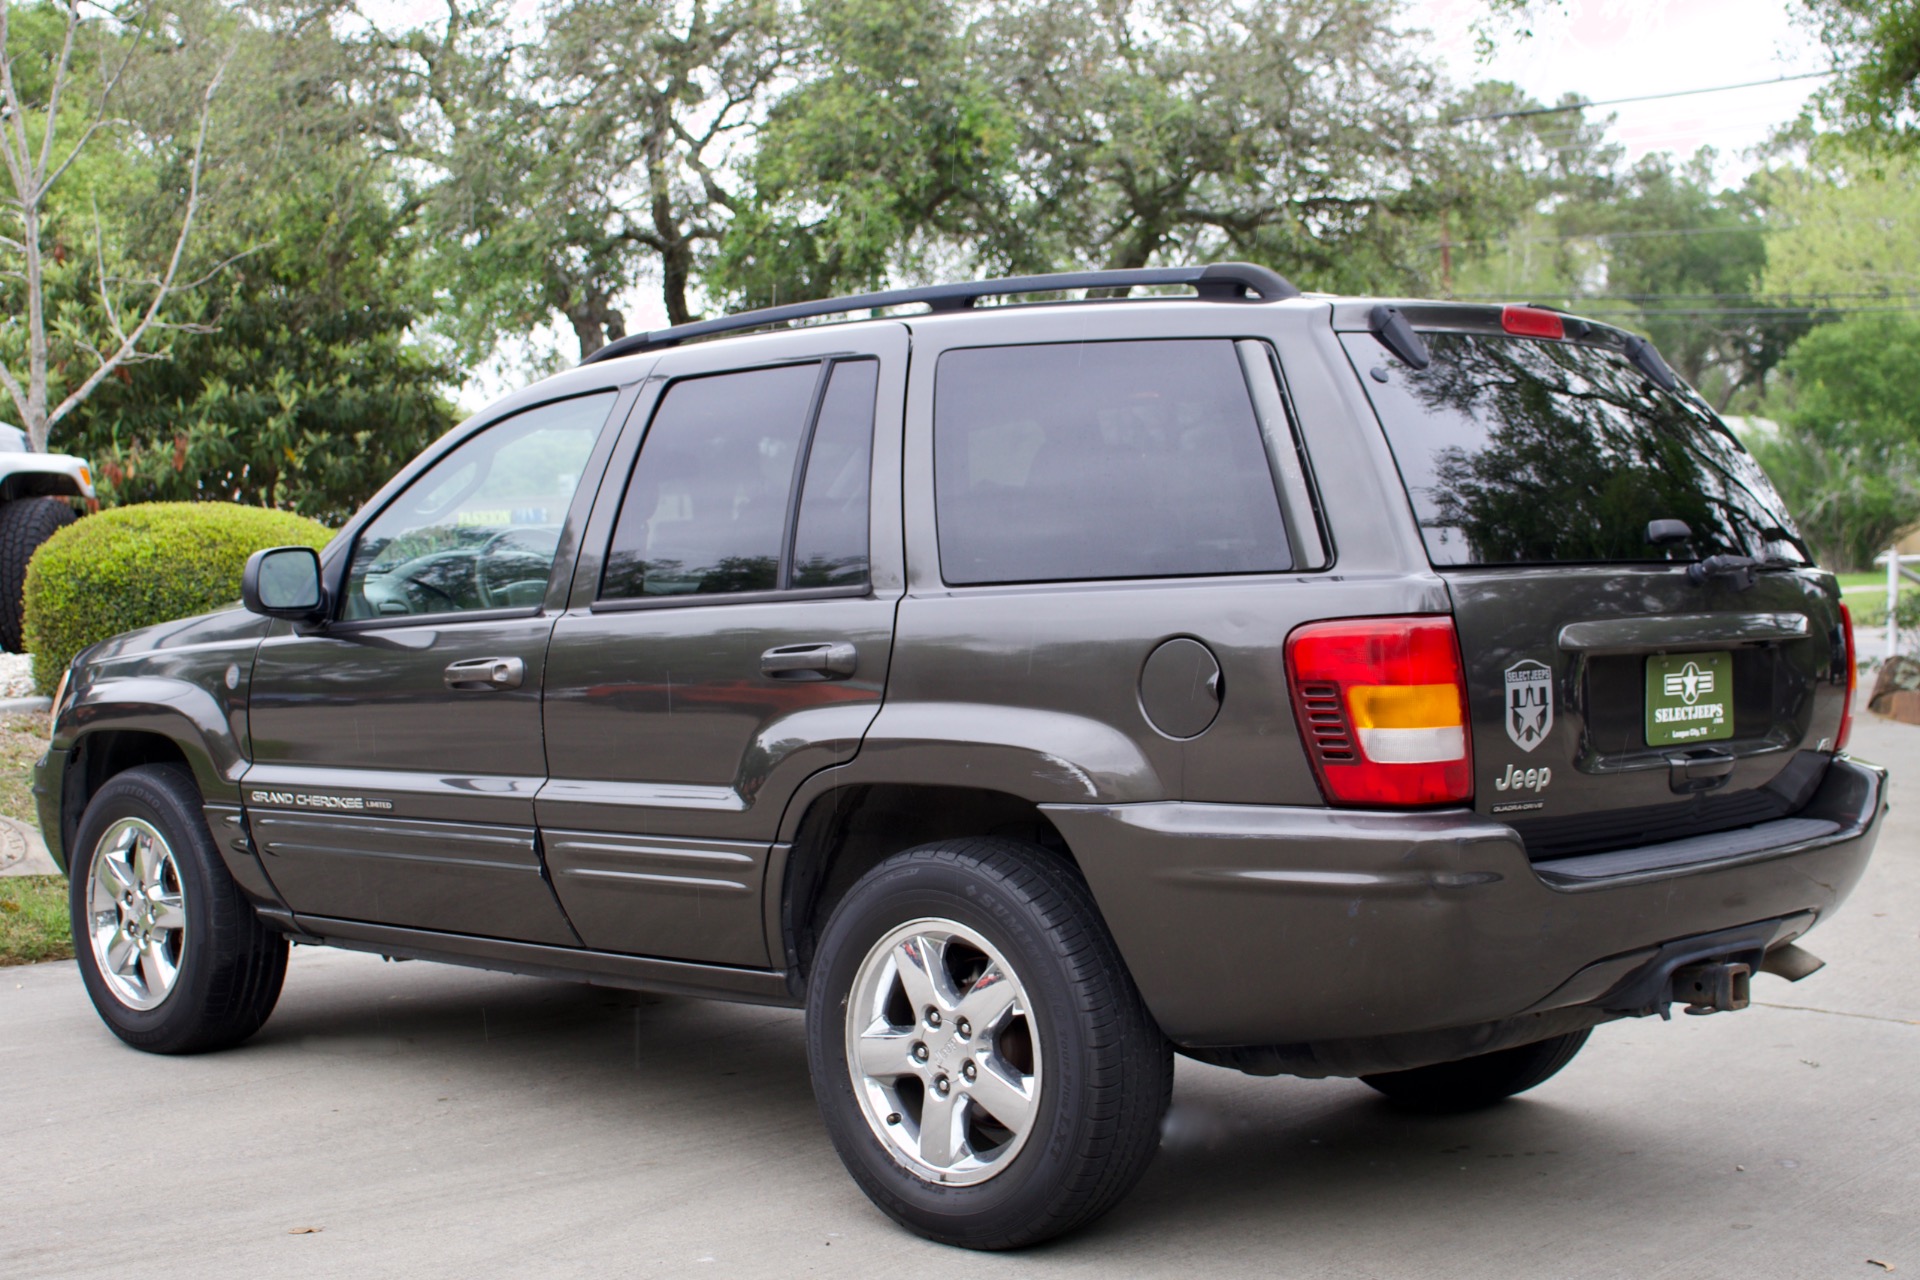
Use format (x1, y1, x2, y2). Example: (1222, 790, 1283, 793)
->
(1342, 331, 1807, 567)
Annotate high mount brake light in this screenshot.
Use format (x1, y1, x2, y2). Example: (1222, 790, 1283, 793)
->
(1286, 617, 1473, 807)
(1837, 603, 1857, 752)
(1501, 305, 1565, 339)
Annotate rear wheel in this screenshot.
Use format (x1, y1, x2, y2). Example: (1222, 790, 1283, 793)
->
(0, 496, 77, 653)
(69, 764, 287, 1054)
(806, 838, 1172, 1249)
(1360, 1029, 1591, 1113)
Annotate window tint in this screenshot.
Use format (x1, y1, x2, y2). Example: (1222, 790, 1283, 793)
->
(933, 341, 1292, 585)
(792, 360, 877, 588)
(601, 363, 821, 599)
(343, 392, 613, 619)
(1342, 332, 1808, 567)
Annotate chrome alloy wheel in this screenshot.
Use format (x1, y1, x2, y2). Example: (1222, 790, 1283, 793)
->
(845, 917, 1043, 1186)
(85, 818, 187, 1011)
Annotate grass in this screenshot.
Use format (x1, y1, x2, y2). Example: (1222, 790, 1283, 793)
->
(0, 712, 46, 825)
(0, 875, 70, 966)
(0, 711, 69, 966)
(1837, 572, 1885, 590)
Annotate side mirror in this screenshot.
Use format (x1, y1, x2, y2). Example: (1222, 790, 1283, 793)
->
(243, 546, 326, 623)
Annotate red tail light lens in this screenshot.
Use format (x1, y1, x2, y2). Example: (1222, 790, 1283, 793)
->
(1837, 603, 1856, 752)
(1501, 305, 1565, 339)
(1286, 617, 1473, 807)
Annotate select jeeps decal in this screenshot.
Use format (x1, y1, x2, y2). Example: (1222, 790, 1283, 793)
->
(1503, 659, 1553, 752)
(248, 790, 394, 812)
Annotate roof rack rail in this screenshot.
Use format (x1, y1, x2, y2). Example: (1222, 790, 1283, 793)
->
(579, 261, 1300, 366)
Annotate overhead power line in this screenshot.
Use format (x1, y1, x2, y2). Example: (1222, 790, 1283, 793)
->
(1448, 70, 1838, 126)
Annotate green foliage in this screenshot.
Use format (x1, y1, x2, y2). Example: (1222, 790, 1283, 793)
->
(715, 0, 1016, 305)
(1804, 0, 1920, 151)
(1751, 313, 1920, 569)
(1760, 148, 1920, 302)
(53, 5, 459, 520)
(22, 503, 332, 693)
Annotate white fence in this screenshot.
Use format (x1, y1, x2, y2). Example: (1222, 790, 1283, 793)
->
(1874, 549, 1920, 661)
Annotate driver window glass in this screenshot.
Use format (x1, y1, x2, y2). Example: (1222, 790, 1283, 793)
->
(343, 392, 616, 620)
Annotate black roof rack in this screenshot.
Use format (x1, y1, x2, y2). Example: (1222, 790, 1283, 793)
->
(579, 261, 1301, 366)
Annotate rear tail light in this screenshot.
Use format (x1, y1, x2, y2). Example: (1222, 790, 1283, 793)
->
(1501, 305, 1565, 339)
(1837, 603, 1856, 752)
(1286, 617, 1473, 807)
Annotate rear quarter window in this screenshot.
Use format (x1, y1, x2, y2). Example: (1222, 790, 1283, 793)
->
(933, 339, 1299, 585)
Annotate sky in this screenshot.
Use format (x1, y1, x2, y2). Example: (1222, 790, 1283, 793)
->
(1422, 0, 1829, 173)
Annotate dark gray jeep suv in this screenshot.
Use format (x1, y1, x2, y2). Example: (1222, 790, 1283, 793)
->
(38, 263, 1884, 1249)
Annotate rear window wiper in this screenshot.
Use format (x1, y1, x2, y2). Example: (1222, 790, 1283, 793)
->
(1685, 553, 1802, 588)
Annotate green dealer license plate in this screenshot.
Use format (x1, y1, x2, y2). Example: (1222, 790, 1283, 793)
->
(1645, 651, 1733, 746)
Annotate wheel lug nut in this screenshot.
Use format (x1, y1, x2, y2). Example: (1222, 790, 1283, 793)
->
(956, 1018, 971, 1038)
(962, 1062, 977, 1082)
(911, 1042, 928, 1063)
(934, 1076, 951, 1096)
(925, 1008, 941, 1028)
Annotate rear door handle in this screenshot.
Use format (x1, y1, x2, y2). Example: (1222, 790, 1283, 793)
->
(444, 656, 525, 691)
(760, 641, 858, 681)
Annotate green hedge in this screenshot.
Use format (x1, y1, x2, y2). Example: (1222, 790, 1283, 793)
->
(23, 503, 333, 694)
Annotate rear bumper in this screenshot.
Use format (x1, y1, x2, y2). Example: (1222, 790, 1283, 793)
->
(1044, 754, 1885, 1048)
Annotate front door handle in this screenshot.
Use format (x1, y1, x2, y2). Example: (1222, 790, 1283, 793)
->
(760, 641, 858, 681)
(444, 656, 525, 691)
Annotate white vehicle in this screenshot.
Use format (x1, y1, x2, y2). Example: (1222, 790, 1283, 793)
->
(0, 423, 95, 654)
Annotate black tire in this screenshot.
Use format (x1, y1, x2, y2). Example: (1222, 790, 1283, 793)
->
(68, 764, 287, 1054)
(0, 495, 77, 654)
(806, 838, 1173, 1250)
(1360, 1029, 1591, 1113)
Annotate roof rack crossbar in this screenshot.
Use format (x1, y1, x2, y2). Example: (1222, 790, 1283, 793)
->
(579, 261, 1301, 365)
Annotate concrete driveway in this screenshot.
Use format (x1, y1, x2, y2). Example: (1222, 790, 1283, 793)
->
(4, 717, 1916, 1279)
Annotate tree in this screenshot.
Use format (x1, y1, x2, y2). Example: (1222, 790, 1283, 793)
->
(982, 0, 1449, 289)
(713, 0, 1016, 307)
(361, 0, 792, 360)
(58, 3, 458, 520)
(1803, 0, 1920, 150)
(1759, 147, 1920, 303)
(1752, 313, 1920, 568)
(0, 1, 232, 453)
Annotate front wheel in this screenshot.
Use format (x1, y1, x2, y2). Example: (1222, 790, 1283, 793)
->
(69, 764, 287, 1054)
(806, 838, 1172, 1250)
(1360, 1029, 1591, 1113)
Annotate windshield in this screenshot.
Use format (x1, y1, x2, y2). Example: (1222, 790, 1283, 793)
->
(1342, 331, 1808, 568)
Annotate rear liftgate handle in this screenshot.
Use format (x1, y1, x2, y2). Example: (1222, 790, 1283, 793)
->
(760, 641, 858, 681)
(1667, 747, 1735, 795)
(444, 656, 525, 691)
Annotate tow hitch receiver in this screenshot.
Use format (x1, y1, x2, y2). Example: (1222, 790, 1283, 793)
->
(1672, 961, 1752, 1016)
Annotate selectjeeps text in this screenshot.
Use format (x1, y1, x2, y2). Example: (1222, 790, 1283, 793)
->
(38, 263, 1884, 1249)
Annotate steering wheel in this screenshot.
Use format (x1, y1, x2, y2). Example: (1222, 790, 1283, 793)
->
(474, 528, 559, 610)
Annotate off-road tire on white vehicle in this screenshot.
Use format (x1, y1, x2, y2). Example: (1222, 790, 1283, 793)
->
(70, 764, 287, 1054)
(806, 838, 1173, 1249)
(1360, 1029, 1591, 1113)
(0, 495, 76, 653)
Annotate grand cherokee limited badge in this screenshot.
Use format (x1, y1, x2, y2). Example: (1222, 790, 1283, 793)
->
(1504, 659, 1553, 752)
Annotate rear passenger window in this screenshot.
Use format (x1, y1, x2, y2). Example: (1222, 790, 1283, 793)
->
(600, 359, 878, 601)
(934, 340, 1298, 585)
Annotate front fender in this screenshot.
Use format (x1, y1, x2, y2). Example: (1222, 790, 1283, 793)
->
(60, 675, 248, 803)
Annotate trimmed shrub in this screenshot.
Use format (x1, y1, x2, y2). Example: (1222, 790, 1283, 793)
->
(23, 503, 333, 693)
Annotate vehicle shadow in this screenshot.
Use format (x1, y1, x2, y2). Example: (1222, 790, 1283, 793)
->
(243, 951, 1687, 1272)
